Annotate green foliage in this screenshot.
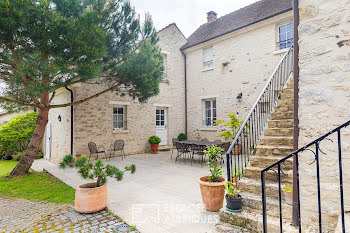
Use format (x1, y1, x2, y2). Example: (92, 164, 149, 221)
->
(225, 181, 240, 199)
(148, 136, 161, 145)
(204, 145, 224, 182)
(283, 184, 293, 192)
(177, 133, 187, 141)
(214, 112, 245, 140)
(0, 112, 38, 158)
(59, 154, 136, 187)
(0, 160, 75, 203)
(231, 167, 244, 179)
(13, 151, 24, 161)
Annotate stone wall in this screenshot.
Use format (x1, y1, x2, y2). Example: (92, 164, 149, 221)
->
(183, 11, 293, 142)
(298, 0, 350, 230)
(67, 24, 187, 159)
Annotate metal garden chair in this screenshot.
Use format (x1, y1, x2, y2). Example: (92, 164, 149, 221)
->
(171, 138, 179, 159)
(110, 139, 125, 160)
(88, 142, 107, 162)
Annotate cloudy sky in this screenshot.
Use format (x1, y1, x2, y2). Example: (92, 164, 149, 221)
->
(130, 0, 259, 37)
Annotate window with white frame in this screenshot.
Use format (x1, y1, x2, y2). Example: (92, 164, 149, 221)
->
(203, 47, 213, 70)
(162, 54, 167, 80)
(278, 22, 293, 50)
(203, 99, 216, 126)
(113, 106, 126, 129)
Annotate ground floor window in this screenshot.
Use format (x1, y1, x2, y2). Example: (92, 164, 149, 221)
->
(203, 99, 216, 126)
(113, 106, 126, 129)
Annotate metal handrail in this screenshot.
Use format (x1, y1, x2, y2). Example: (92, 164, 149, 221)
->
(226, 46, 294, 182)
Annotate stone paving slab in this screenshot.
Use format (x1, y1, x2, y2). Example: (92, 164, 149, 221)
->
(0, 197, 136, 233)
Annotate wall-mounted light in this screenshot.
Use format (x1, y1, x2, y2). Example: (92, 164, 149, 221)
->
(237, 93, 243, 102)
(58, 115, 62, 122)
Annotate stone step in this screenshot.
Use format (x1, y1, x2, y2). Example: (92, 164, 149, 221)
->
(158, 145, 172, 151)
(219, 208, 298, 233)
(244, 166, 293, 183)
(212, 223, 250, 233)
(276, 98, 294, 106)
(280, 92, 293, 99)
(255, 145, 293, 157)
(275, 104, 294, 112)
(239, 179, 292, 199)
(268, 119, 293, 128)
(241, 193, 293, 220)
(250, 156, 293, 170)
(264, 128, 293, 136)
(259, 136, 293, 147)
(270, 111, 294, 120)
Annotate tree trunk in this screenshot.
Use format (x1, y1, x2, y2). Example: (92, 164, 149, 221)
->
(9, 107, 49, 177)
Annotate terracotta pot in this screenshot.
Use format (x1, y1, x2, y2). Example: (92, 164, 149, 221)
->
(151, 144, 159, 153)
(283, 190, 293, 205)
(75, 183, 108, 214)
(198, 176, 226, 212)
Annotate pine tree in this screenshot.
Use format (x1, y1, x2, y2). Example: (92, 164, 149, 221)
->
(0, 0, 163, 177)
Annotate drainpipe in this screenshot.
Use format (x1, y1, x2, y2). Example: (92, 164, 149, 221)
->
(181, 50, 188, 135)
(292, 0, 300, 227)
(65, 86, 74, 155)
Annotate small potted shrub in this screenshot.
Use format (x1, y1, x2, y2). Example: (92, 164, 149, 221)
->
(225, 181, 242, 212)
(177, 133, 187, 141)
(198, 145, 226, 212)
(148, 136, 161, 153)
(60, 154, 136, 213)
(283, 184, 293, 205)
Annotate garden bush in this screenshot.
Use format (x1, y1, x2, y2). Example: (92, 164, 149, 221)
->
(0, 112, 38, 159)
(177, 133, 187, 141)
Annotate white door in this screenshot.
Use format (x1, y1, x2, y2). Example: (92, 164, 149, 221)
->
(45, 122, 51, 160)
(156, 108, 167, 146)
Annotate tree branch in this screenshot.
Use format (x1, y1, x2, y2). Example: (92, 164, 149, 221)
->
(0, 96, 37, 107)
(49, 91, 56, 103)
(49, 83, 121, 108)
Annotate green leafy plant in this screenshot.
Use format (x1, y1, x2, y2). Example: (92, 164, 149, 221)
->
(204, 145, 224, 182)
(0, 112, 39, 158)
(214, 112, 245, 140)
(148, 136, 161, 145)
(283, 184, 293, 192)
(13, 152, 24, 161)
(59, 154, 136, 187)
(177, 133, 187, 141)
(225, 181, 240, 199)
(231, 167, 244, 179)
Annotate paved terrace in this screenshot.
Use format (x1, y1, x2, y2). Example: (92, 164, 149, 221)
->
(33, 151, 226, 233)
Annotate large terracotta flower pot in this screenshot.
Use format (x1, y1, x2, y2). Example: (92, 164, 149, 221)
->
(151, 144, 159, 153)
(75, 183, 108, 214)
(198, 176, 226, 212)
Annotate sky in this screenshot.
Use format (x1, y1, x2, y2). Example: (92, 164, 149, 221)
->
(130, 0, 259, 37)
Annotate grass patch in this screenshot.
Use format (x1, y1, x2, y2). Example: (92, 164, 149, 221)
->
(0, 160, 75, 204)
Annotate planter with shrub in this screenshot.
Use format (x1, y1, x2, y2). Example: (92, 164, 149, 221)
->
(60, 154, 136, 213)
(198, 145, 225, 212)
(148, 136, 161, 153)
(225, 181, 242, 212)
(177, 133, 187, 141)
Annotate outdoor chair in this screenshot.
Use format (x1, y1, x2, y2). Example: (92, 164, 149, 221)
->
(110, 139, 125, 160)
(88, 142, 107, 162)
(174, 142, 191, 163)
(190, 143, 206, 166)
(171, 138, 179, 159)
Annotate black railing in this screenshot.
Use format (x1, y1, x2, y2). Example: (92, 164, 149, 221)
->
(226, 46, 294, 183)
(261, 120, 350, 233)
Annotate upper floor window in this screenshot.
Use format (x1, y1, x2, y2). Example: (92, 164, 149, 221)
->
(162, 54, 167, 80)
(113, 106, 126, 130)
(203, 99, 216, 126)
(278, 22, 293, 50)
(203, 47, 213, 70)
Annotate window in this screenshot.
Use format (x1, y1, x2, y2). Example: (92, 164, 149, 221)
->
(113, 107, 126, 129)
(162, 54, 167, 80)
(203, 99, 216, 126)
(203, 47, 213, 69)
(278, 22, 293, 50)
(156, 109, 165, 126)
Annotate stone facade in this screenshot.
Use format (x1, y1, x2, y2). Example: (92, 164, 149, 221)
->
(298, 0, 350, 230)
(183, 11, 293, 142)
(47, 24, 187, 161)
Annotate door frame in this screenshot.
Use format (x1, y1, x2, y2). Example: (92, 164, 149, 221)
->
(45, 122, 52, 160)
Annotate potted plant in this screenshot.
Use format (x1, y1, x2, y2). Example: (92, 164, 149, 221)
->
(230, 167, 243, 190)
(283, 184, 293, 205)
(177, 133, 187, 141)
(225, 181, 242, 212)
(59, 154, 136, 213)
(198, 145, 226, 212)
(148, 136, 161, 153)
(214, 112, 245, 155)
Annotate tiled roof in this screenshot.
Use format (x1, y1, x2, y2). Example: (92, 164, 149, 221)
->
(181, 0, 292, 50)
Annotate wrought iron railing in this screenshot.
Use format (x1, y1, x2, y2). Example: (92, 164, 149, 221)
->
(226, 46, 294, 183)
(261, 120, 350, 233)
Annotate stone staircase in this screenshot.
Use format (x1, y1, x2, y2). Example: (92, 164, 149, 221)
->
(218, 79, 298, 232)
